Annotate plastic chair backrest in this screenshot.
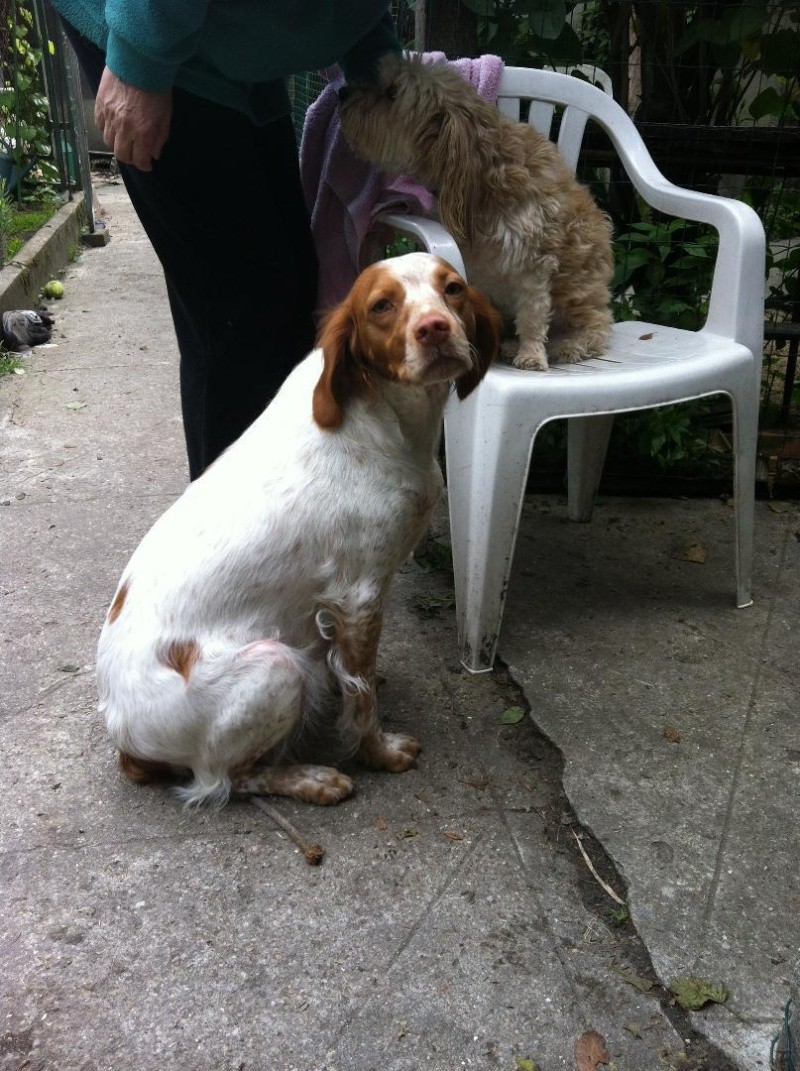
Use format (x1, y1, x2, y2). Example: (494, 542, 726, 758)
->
(496, 65, 616, 172)
(497, 65, 614, 173)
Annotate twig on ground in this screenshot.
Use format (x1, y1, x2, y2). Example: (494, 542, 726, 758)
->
(250, 797, 325, 865)
(572, 830, 625, 905)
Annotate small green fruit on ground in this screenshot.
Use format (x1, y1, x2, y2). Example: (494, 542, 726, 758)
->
(43, 280, 64, 299)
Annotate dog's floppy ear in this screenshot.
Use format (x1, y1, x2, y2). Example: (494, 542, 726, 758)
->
(434, 109, 484, 244)
(456, 287, 502, 400)
(313, 303, 355, 429)
(313, 300, 373, 429)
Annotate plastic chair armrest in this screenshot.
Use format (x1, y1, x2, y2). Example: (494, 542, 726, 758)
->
(596, 109, 765, 356)
(374, 212, 468, 279)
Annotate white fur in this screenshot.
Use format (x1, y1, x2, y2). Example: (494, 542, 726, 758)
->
(97, 253, 499, 808)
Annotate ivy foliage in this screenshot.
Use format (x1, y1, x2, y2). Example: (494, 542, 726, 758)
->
(0, 0, 56, 195)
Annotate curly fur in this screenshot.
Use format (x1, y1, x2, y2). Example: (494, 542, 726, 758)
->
(340, 56, 614, 370)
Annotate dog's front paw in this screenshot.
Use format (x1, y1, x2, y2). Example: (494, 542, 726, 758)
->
(547, 338, 590, 365)
(292, 766, 356, 804)
(360, 731, 421, 773)
(513, 342, 549, 371)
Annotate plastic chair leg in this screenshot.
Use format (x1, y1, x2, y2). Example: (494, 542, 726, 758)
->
(730, 383, 759, 608)
(567, 414, 614, 522)
(445, 393, 537, 672)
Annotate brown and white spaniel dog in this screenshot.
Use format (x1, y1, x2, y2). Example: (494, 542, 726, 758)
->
(97, 253, 501, 807)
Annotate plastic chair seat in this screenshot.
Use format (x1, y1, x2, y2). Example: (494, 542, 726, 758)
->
(484, 323, 754, 411)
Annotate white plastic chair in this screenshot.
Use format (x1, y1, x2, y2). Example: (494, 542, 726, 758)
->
(376, 66, 766, 672)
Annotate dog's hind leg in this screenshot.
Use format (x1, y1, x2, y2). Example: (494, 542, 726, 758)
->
(548, 265, 613, 364)
(233, 764, 354, 805)
(175, 639, 346, 808)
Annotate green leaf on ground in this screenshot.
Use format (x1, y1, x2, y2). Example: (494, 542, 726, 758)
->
(669, 976, 730, 1010)
(501, 706, 525, 725)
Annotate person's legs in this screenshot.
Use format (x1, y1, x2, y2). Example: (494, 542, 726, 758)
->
(62, 26, 318, 479)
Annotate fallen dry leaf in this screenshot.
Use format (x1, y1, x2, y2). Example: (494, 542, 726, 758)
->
(443, 830, 464, 842)
(682, 540, 708, 564)
(707, 428, 731, 453)
(612, 964, 655, 992)
(574, 1030, 609, 1070)
(374, 815, 388, 831)
(663, 725, 681, 743)
(463, 777, 491, 790)
(638, 332, 654, 340)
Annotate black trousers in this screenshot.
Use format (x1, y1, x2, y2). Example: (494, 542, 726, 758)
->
(64, 27, 318, 479)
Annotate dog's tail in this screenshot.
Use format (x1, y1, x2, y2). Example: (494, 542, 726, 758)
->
(172, 773, 232, 810)
(117, 737, 233, 810)
(119, 750, 233, 810)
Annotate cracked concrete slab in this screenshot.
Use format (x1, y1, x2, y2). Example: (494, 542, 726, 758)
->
(502, 495, 800, 1069)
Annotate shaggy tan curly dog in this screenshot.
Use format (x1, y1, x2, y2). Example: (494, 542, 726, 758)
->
(340, 56, 614, 371)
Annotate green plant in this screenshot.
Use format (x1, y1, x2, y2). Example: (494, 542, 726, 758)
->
(612, 217, 718, 331)
(613, 401, 726, 473)
(0, 0, 55, 198)
(1, 198, 58, 261)
(384, 234, 418, 258)
(0, 176, 13, 265)
(609, 904, 630, 926)
(461, 0, 585, 67)
(0, 351, 23, 377)
(670, 1, 799, 127)
(766, 240, 800, 318)
(532, 398, 730, 478)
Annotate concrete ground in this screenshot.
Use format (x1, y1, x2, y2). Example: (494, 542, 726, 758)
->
(2, 180, 798, 1071)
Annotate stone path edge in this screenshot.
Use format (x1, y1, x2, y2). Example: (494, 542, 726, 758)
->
(0, 193, 87, 314)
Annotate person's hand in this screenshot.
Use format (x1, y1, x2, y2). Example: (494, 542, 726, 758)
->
(95, 66, 172, 172)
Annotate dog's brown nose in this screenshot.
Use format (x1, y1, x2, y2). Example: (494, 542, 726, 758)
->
(414, 315, 451, 345)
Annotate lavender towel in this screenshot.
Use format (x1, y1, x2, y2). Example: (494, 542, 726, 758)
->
(300, 53, 505, 314)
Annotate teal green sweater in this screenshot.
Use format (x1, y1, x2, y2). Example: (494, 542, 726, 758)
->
(52, 1, 400, 122)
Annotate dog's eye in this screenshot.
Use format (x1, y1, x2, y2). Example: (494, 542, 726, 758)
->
(371, 298, 393, 315)
(444, 281, 465, 297)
